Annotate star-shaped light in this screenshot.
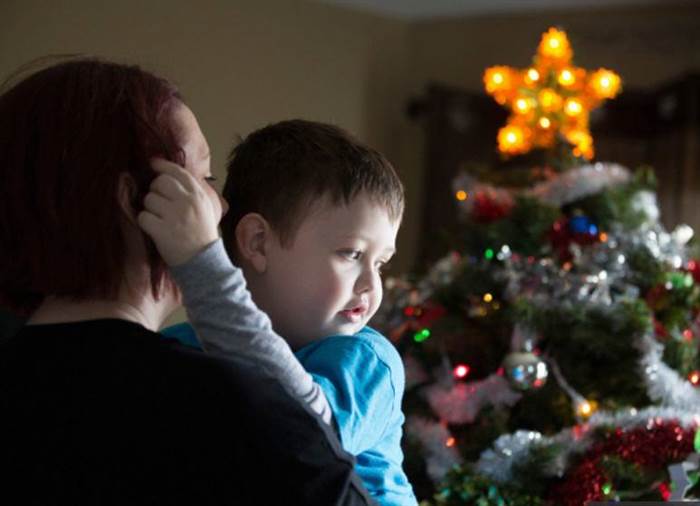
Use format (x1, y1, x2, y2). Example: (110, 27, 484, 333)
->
(483, 27, 622, 160)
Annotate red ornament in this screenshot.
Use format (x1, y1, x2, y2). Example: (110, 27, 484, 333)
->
(645, 284, 670, 312)
(471, 190, 513, 223)
(653, 318, 669, 339)
(416, 303, 447, 328)
(549, 218, 573, 261)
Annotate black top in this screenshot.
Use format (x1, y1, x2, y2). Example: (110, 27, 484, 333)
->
(0, 319, 374, 505)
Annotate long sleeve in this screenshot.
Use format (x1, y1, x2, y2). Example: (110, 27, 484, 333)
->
(169, 239, 332, 425)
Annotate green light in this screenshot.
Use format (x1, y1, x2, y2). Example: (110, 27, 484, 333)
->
(602, 482, 612, 495)
(414, 328, 431, 342)
(694, 428, 700, 452)
(484, 248, 494, 260)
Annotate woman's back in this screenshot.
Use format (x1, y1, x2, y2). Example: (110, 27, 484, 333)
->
(0, 318, 366, 505)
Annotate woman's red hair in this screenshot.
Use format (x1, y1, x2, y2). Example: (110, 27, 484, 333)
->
(0, 58, 184, 314)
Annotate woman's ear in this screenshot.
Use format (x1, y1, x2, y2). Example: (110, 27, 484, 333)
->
(235, 213, 272, 273)
(117, 173, 139, 225)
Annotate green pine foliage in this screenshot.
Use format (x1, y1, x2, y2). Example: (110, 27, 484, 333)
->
(389, 166, 700, 504)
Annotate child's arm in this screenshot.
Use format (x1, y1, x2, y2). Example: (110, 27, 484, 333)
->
(138, 159, 332, 424)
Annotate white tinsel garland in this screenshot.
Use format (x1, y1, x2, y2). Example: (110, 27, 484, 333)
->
(527, 162, 631, 207)
(404, 416, 462, 482)
(423, 374, 522, 424)
(637, 329, 700, 410)
(475, 406, 700, 484)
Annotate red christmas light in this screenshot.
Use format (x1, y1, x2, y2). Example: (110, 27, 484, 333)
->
(453, 364, 470, 379)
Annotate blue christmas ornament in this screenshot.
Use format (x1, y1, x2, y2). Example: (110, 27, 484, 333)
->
(569, 215, 594, 235)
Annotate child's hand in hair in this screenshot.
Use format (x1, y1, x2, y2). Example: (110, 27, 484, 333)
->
(138, 158, 224, 266)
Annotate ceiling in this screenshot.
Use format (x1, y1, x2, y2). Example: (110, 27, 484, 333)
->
(315, 0, 672, 20)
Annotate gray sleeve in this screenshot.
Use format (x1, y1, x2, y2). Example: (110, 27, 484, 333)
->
(169, 239, 332, 425)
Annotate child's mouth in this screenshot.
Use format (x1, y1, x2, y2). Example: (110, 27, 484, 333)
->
(339, 305, 367, 323)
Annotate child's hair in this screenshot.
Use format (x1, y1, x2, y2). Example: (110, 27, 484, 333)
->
(221, 119, 404, 255)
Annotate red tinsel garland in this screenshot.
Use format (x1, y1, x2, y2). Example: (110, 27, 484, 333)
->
(548, 420, 695, 506)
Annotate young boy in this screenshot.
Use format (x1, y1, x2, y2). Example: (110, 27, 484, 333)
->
(142, 120, 417, 505)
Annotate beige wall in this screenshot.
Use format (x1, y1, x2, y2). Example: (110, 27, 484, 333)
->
(2, 0, 699, 284)
(0, 0, 417, 274)
(409, 2, 700, 94)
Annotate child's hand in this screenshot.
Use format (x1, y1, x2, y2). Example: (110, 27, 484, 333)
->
(138, 158, 223, 266)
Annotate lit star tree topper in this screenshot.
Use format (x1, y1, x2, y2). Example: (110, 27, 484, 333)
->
(483, 27, 622, 161)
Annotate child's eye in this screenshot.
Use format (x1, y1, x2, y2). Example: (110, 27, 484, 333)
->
(339, 249, 362, 260)
(204, 175, 217, 182)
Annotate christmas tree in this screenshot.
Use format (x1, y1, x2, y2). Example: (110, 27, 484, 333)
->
(376, 28, 700, 505)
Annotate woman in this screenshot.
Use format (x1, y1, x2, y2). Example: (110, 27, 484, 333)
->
(0, 58, 372, 505)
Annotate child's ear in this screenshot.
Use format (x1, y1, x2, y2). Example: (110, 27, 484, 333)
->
(235, 213, 271, 273)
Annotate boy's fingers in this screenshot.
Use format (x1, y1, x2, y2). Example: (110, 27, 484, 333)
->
(150, 157, 198, 193)
(143, 192, 172, 218)
(150, 173, 188, 200)
(136, 210, 164, 236)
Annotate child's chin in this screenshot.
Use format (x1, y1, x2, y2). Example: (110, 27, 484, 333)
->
(329, 322, 363, 337)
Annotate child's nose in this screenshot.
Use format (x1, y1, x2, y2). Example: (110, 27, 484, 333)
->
(354, 266, 379, 295)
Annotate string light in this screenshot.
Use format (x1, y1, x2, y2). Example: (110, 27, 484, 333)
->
(445, 437, 456, 447)
(483, 293, 493, 303)
(576, 399, 598, 418)
(688, 371, 700, 386)
(413, 328, 431, 343)
(455, 190, 468, 201)
(564, 98, 583, 117)
(453, 364, 470, 379)
(558, 68, 576, 87)
(497, 124, 530, 155)
(525, 67, 540, 84)
(589, 69, 621, 99)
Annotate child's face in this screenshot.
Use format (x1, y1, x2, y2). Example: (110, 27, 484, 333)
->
(255, 192, 399, 349)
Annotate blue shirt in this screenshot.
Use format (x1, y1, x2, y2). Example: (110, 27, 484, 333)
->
(162, 323, 417, 505)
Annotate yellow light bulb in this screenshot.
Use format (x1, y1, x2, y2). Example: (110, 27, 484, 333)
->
(538, 88, 563, 112)
(576, 399, 597, 418)
(539, 117, 551, 129)
(483, 293, 493, 303)
(525, 68, 540, 84)
(564, 98, 583, 116)
(484, 66, 514, 95)
(558, 68, 575, 87)
(514, 97, 531, 114)
(455, 190, 468, 201)
(539, 28, 572, 61)
(590, 69, 621, 99)
(497, 124, 530, 155)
